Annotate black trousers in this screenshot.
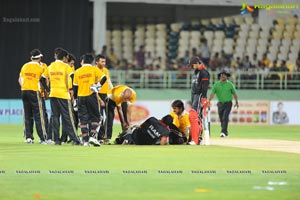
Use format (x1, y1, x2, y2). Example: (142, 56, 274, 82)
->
(50, 97, 80, 143)
(22, 90, 47, 141)
(41, 97, 49, 138)
(78, 94, 100, 141)
(217, 101, 232, 135)
(191, 93, 203, 117)
(105, 99, 128, 139)
(61, 109, 78, 142)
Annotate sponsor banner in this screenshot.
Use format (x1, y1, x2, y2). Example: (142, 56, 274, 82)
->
(2, 99, 299, 125)
(209, 100, 270, 125)
(0, 99, 50, 124)
(270, 101, 300, 125)
(0, 99, 24, 123)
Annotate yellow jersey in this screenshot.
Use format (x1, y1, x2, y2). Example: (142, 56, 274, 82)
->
(170, 111, 190, 133)
(42, 60, 74, 99)
(68, 64, 76, 90)
(19, 61, 45, 91)
(73, 64, 106, 97)
(39, 62, 48, 96)
(108, 85, 136, 106)
(96, 66, 110, 94)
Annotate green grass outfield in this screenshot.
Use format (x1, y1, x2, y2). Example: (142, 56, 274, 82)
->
(0, 124, 299, 200)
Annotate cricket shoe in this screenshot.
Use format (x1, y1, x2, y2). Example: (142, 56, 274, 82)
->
(46, 139, 55, 145)
(104, 139, 111, 145)
(220, 132, 228, 137)
(40, 140, 47, 145)
(26, 138, 34, 144)
(83, 142, 90, 147)
(188, 141, 197, 145)
(89, 137, 101, 147)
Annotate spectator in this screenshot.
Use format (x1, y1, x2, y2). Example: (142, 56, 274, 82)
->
(199, 38, 210, 66)
(231, 56, 242, 69)
(145, 51, 154, 67)
(278, 60, 289, 72)
(251, 53, 259, 68)
(152, 56, 163, 70)
(107, 48, 119, 69)
(241, 55, 251, 70)
(135, 45, 145, 69)
(260, 53, 270, 68)
(209, 52, 221, 71)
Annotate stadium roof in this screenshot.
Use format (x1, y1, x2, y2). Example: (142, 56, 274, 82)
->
(101, 0, 282, 6)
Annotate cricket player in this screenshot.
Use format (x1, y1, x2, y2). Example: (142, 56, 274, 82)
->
(61, 53, 79, 143)
(73, 53, 107, 147)
(95, 54, 113, 140)
(169, 100, 189, 144)
(105, 85, 136, 144)
(185, 101, 201, 145)
(189, 56, 210, 114)
(40, 48, 81, 145)
(115, 115, 173, 145)
(19, 49, 48, 144)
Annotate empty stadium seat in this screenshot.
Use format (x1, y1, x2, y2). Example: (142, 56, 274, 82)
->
(250, 24, 260, 32)
(224, 38, 234, 46)
(283, 31, 293, 39)
(224, 16, 233, 25)
(272, 31, 282, 39)
(281, 38, 292, 47)
(259, 30, 270, 39)
(203, 31, 213, 39)
(292, 39, 300, 46)
(267, 52, 277, 62)
(223, 45, 233, 55)
(170, 23, 182, 32)
(214, 31, 225, 39)
(233, 16, 244, 25)
(245, 15, 254, 25)
(257, 38, 268, 47)
(249, 30, 259, 39)
(290, 44, 300, 53)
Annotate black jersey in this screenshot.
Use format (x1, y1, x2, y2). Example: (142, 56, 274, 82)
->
(191, 69, 210, 97)
(133, 117, 170, 145)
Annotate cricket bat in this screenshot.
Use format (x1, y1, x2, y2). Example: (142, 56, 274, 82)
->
(200, 98, 210, 145)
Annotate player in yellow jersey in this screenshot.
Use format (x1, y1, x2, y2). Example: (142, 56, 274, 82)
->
(105, 85, 136, 144)
(61, 53, 79, 144)
(169, 100, 190, 144)
(40, 49, 81, 145)
(95, 54, 113, 140)
(18, 49, 48, 144)
(73, 54, 107, 147)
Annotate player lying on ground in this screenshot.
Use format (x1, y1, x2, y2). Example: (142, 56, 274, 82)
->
(114, 115, 187, 145)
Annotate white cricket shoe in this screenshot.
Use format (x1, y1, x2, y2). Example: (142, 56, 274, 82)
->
(46, 139, 55, 145)
(220, 132, 227, 137)
(188, 141, 197, 145)
(89, 137, 101, 147)
(83, 142, 90, 147)
(26, 138, 34, 144)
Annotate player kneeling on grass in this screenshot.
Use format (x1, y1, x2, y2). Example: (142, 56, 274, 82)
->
(169, 100, 190, 144)
(73, 54, 107, 147)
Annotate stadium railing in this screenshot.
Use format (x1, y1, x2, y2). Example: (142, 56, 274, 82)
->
(110, 70, 300, 90)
